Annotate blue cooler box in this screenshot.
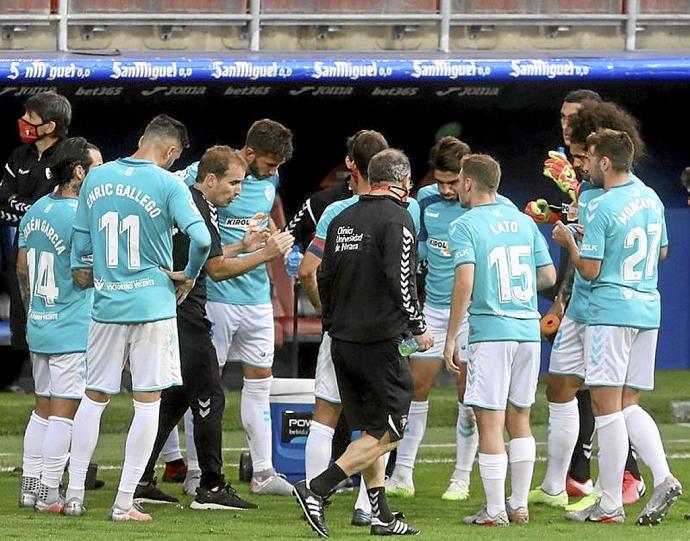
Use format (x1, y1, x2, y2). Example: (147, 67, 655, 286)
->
(270, 378, 315, 483)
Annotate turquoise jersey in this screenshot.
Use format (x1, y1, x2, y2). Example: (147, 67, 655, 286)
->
(72, 158, 204, 323)
(176, 161, 280, 305)
(418, 184, 515, 309)
(18, 195, 93, 354)
(449, 202, 553, 343)
(579, 178, 667, 329)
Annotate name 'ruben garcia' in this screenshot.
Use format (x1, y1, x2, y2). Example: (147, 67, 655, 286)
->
(22, 218, 67, 255)
(85, 183, 161, 218)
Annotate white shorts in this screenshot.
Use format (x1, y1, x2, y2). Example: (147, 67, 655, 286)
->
(206, 302, 274, 369)
(549, 316, 586, 379)
(584, 325, 658, 390)
(411, 305, 469, 363)
(314, 332, 340, 404)
(32, 352, 87, 400)
(86, 319, 181, 395)
(464, 341, 540, 411)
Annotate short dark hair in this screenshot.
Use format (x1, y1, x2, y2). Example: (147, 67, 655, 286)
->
(586, 128, 634, 173)
(143, 114, 190, 149)
(245, 119, 293, 162)
(368, 149, 411, 185)
(347, 130, 388, 178)
(196, 145, 248, 184)
(681, 167, 690, 190)
(568, 100, 645, 166)
(24, 91, 72, 138)
(430, 136, 472, 173)
(563, 89, 602, 104)
(461, 154, 501, 193)
(49, 137, 95, 186)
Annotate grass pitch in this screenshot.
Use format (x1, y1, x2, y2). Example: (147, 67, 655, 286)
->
(1, 371, 689, 540)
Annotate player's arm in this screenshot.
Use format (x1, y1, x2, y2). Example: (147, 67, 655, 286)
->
(207, 231, 293, 282)
(537, 263, 558, 291)
(16, 247, 30, 314)
(444, 263, 473, 374)
(659, 246, 668, 261)
(298, 239, 324, 314)
(552, 220, 601, 281)
(71, 229, 95, 288)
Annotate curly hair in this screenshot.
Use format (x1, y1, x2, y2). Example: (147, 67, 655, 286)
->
(568, 100, 645, 166)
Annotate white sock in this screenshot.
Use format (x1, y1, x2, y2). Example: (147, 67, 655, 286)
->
(305, 420, 334, 481)
(452, 402, 478, 484)
(241, 377, 273, 473)
(392, 400, 429, 482)
(67, 396, 108, 501)
(508, 437, 536, 509)
(356, 452, 390, 514)
(623, 405, 671, 487)
(41, 416, 73, 491)
(115, 399, 160, 510)
(542, 400, 579, 495)
(595, 412, 627, 512)
(479, 452, 508, 517)
(160, 425, 183, 463)
(22, 411, 49, 479)
(183, 408, 199, 470)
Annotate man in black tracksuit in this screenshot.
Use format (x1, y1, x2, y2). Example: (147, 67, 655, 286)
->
(135, 145, 294, 510)
(293, 149, 433, 538)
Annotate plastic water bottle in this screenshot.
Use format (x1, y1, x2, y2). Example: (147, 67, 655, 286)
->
(285, 245, 303, 278)
(556, 145, 566, 156)
(398, 336, 419, 357)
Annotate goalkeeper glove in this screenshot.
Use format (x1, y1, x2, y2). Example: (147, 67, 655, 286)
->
(524, 199, 560, 224)
(543, 151, 579, 203)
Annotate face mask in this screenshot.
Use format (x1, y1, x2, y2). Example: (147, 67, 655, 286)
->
(18, 117, 47, 144)
(370, 183, 409, 203)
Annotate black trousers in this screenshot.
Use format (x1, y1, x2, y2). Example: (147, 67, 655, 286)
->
(142, 317, 226, 490)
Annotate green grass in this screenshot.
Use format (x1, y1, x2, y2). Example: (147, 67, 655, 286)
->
(1, 371, 689, 539)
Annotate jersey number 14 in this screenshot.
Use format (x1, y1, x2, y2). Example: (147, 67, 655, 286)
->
(26, 248, 59, 306)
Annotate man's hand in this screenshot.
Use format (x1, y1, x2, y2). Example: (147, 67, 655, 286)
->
(161, 268, 196, 305)
(524, 199, 560, 224)
(444, 337, 461, 374)
(552, 220, 577, 248)
(242, 227, 270, 253)
(263, 231, 294, 261)
(544, 151, 579, 203)
(72, 268, 94, 289)
(414, 329, 434, 353)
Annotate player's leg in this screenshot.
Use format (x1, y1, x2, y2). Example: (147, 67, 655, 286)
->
(233, 304, 292, 495)
(160, 427, 186, 483)
(386, 358, 441, 497)
(566, 325, 630, 523)
(111, 318, 181, 522)
(20, 353, 51, 508)
(444, 318, 478, 501)
(387, 305, 446, 498)
(182, 408, 201, 495)
(531, 317, 585, 506)
(568, 388, 595, 495)
(35, 353, 86, 513)
(306, 333, 342, 481)
(462, 342, 511, 526)
(504, 342, 540, 524)
(622, 329, 681, 525)
(66, 322, 126, 514)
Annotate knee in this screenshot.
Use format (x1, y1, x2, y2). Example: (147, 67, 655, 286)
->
(85, 389, 110, 404)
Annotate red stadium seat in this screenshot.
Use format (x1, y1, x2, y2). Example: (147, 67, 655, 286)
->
(3, 0, 51, 13)
(262, 0, 436, 13)
(543, 0, 621, 13)
(452, 0, 533, 13)
(639, 0, 689, 12)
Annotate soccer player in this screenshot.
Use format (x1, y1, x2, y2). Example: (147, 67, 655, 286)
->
(16, 138, 100, 511)
(299, 130, 421, 527)
(65, 115, 212, 521)
(294, 149, 433, 538)
(187, 119, 295, 496)
(0, 91, 72, 387)
(444, 154, 556, 526)
(555, 129, 681, 525)
(135, 145, 293, 509)
(530, 99, 649, 511)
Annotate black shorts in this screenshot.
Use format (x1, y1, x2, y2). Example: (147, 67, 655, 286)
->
(331, 337, 413, 442)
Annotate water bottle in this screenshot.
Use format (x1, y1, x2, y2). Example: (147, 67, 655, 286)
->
(285, 245, 303, 278)
(398, 336, 419, 357)
(556, 145, 566, 157)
